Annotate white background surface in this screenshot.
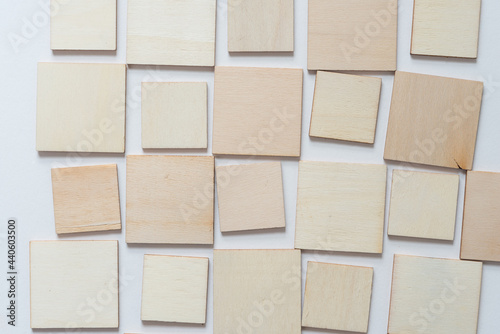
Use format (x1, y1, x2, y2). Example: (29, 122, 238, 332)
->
(1, 0, 500, 333)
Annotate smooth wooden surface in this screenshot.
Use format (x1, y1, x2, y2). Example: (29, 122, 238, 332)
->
(36, 62, 126, 153)
(216, 162, 285, 232)
(51, 164, 121, 234)
(309, 71, 382, 144)
(388, 254, 482, 334)
(212, 66, 303, 157)
(142, 82, 207, 149)
(384, 71, 483, 170)
(126, 155, 214, 244)
(30, 241, 119, 329)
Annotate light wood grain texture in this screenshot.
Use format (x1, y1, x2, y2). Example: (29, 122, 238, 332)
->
(295, 161, 386, 254)
(216, 162, 285, 232)
(228, 0, 294, 52)
(388, 170, 459, 241)
(30, 241, 119, 329)
(36, 62, 126, 153)
(142, 82, 207, 149)
(411, 0, 481, 58)
(302, 261, 373, 333)
(127, 0, 216, 66)
(308, 0, 397, 71)
(126, 155, 214, 244)
(213, 249, 301, 334)
(388, 254, 482, 334)
(50, 0, 116, 50)
(51, 164, 121, 234)
(309, 71, 382, 144)
(141, 255, 209, 324)
(384, 71, 483, 170)
(212, 66, 303, 157)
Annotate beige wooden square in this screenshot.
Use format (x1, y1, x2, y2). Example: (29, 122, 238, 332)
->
(388, 170, 459, 241)
(213, 249, 301, 334)
(228, 0, 294, 52)
(295, 161, 386, 253)
(308, 0, 397, 71)
(51, 164, 121, 234)
(126, 155, 214, 244)
(388, 254, 482, 334)
(127, 0, 216, 66)
(212, 66, 303, 157)
(411, 0, 481, 58)
(302, 262, 373, 333)
(30, 241, 119, 329)
(384, 71, 483, 170)
(141, 255, 208, 324)
(310, 71, 382, 143)
(142, 82, 207, 149)
(216, 162, 285, 232)
(36, 62, 126, 153)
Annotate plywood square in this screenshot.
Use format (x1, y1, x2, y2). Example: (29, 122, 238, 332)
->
(51, 164, 121, 234)
(411, 0, 481, 58)
(212, 66, 303, 157)
(126, 155, 214, 244)
(127, 0, 216, 66)
(310, 71, 382, 144)
(384, 71, 483, 170)
(388, 254, 482, 334)
(50, 0, 116, 50)
(216, 162, 285, 232)
(295, 161, 386, 254)
(302, 262, 373, 333)
(141, 255, 208, 324)
(30, 241, 119, 329)
(228, 0, 294, 52)
(308, 0, 397, 71)
(142, 82, 207, 149)
(388, 170, 459, 241)
(213, 249, 301, 334)
(36, 62, 126, 153)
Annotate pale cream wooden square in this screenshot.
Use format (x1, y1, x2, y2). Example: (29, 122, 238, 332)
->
(127, 0, 216, 66)
(51, 164, 121, 234)
(411, 0, 481, 58)
(308, 0, 397, 71)
(141, 255, 208, 324)
(212, 66, 303, 157)
(384, 71, 483, 170)
(310, 71, 382, 144)
(142, 82, 207, 149)
(30, 241, 119, 329)
(302, 262, 373, 333)
(295, 161, 386, 253)
(388, 254, 482, 334)
(216, 162, 285, 232)
(388, 170, 459, 241)
(36, 62, 126, 153)
(213, 249, 301, 334)
(126, 155, 214, 244)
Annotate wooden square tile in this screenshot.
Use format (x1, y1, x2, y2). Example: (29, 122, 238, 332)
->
(388, 254, 482, 334)
(384, 71, 483, 170)
(142, 82, 207, 149)
(216, 162, 285, 232)
(212, 66, 303, 157)
(30, 241, 119, 329)
(309, 71, 382, 144)
(126, 155, 214, 244)
(141, 255, 209, 324)
(295, 161, 386, 254)
(51, 164, 121, 234)
(36, 62, 126, 153)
